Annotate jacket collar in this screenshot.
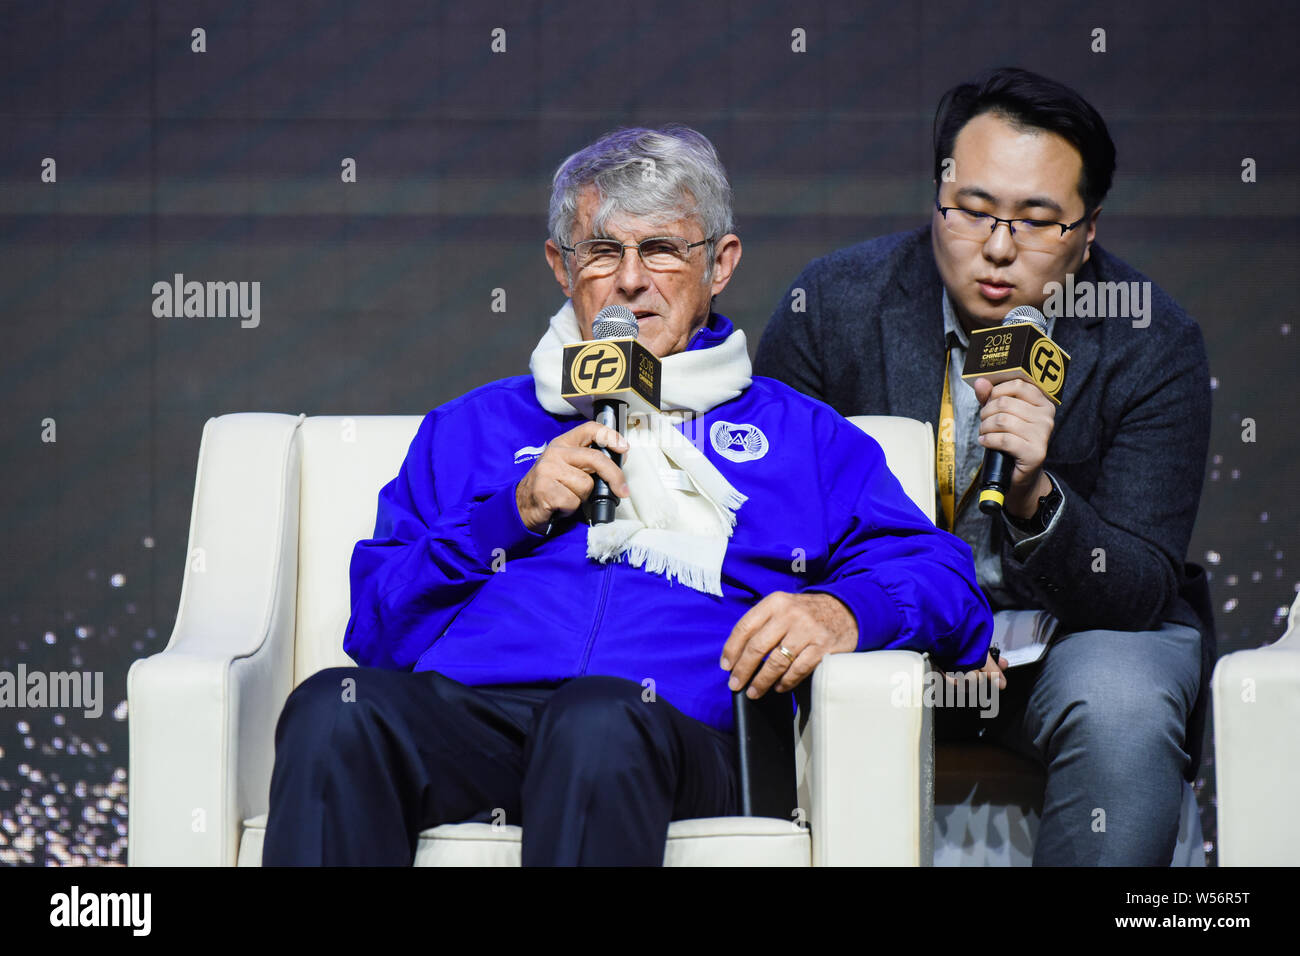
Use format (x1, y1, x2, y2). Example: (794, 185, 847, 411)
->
(686, 311, 734, 352)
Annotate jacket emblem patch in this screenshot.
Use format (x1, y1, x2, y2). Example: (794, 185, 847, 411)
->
(710, 421, 769, 462)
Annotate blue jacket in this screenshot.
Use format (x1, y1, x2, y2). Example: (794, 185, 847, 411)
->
(344, 313, 993, 733)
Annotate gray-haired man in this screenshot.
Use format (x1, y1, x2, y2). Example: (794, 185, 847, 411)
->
(262, 125, 992, 866)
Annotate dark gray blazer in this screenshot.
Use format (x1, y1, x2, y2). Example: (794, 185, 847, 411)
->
(754, 225, 1214, 780)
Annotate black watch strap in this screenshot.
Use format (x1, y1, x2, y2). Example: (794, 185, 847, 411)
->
(1006, 478, 1061, 536)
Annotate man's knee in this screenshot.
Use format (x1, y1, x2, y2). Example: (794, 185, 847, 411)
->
(1057, 690, 1185, 764)
(1036, 639, 1194, 772)
(275, 666, 427, 755)
(276, 667, 355, 737)
(530, 676, 668, 755)
(539, 676, 655, 724)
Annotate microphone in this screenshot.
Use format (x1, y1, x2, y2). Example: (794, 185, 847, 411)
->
(559, 305, 662, 524)
(589, 306, 637, 524)
(961, 305, 1071, 516)
(592, 305, 638, 341)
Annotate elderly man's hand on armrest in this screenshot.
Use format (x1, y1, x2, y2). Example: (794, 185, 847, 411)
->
(720, 591, 857, 699)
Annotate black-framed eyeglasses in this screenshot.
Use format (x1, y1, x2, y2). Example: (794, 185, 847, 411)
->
(560, 235, 714, 277)
(934, 197, 1087, 252)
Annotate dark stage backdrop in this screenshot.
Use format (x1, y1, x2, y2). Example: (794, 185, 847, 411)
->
(1, 0, 1296, 866)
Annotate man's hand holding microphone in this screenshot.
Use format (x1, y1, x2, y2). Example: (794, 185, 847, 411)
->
(515, 422, 630, 533)
(958, 303, 1071, 687)
(972, 375, 1057, 520)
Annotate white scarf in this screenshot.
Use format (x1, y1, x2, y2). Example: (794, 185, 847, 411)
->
(528, 300, 753, 596)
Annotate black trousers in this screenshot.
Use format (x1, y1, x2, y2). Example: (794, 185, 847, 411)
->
(262, 666, 740, 866)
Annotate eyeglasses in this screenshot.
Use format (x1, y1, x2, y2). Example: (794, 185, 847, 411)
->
(935, 197, 1087, 252)
(560, 235, 713, 277)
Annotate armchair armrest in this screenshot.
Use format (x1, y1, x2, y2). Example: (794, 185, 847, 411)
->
(127, 413, 303, 866)
(802, 649, 933, 866)
(1213, 592, 1300, 865)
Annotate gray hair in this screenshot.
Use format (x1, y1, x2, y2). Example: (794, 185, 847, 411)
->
(548, 125, 735, 282)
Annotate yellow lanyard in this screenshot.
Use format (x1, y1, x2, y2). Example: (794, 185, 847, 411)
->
(937, 347, 981, 532)
(938, 347, 957, 531)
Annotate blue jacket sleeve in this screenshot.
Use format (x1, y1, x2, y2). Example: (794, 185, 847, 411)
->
(343, 410, 546, 670)
(799, 412, 993, 670)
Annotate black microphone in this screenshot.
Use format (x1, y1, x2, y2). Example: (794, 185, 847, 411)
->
(588, 305, 638, 524)
(967, 304, 1069, 516)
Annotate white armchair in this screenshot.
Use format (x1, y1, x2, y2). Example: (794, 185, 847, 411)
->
(1212, 590, 1300, 865)
(128, 413, 939, 867)
(126, 411, 1209, 866)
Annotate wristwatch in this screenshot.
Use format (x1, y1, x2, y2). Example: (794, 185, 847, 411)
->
(1005, 475, 1062, 536)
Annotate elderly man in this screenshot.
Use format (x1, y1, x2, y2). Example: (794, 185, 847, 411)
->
(262, 125, 993, 867)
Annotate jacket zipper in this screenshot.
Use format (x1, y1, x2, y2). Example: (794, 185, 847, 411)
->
(578, 562, 614, 674)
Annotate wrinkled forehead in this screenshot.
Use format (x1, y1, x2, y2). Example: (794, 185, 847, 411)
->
(574, 184, 703, 240)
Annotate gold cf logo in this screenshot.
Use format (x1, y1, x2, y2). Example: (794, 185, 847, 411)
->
(572, 342, 625, 394)
(1030, 340, 1065, 398)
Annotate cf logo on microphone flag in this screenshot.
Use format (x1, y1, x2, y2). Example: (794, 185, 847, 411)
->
(1030, 340, 1065, 398)
(572, 342, 626, 394)
(562, 337, 660, 416)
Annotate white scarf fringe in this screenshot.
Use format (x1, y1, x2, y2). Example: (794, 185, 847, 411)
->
(528, 301, 753, 595)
